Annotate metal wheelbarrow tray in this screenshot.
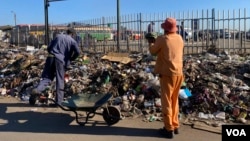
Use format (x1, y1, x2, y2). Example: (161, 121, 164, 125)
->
(48, 93, 121, 126)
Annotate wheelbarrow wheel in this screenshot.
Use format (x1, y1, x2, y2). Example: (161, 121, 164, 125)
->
(29, 95, 38, 105)
(102, 106, 121, 126)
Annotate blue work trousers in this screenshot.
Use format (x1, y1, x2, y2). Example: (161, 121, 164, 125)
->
(36, 56, 65, 104)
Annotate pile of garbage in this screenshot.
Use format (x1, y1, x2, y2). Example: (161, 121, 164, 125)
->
(0, 45, 249, 125)
(182, 52, 250, 124)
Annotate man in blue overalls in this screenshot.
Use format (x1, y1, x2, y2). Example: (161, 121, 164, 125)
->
(32, 28, 80, 106)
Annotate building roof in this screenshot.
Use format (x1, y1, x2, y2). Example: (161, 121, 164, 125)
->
(0, 25, 13, 31)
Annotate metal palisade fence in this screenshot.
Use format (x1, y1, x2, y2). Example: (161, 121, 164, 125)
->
(5, 8, 250, 55)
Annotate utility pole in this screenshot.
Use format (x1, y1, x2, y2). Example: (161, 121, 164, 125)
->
(44, 0, 49, 46)
(44, 0, 66, 46)
(11, 11, 16, 26)
(11, 11, 18, 46)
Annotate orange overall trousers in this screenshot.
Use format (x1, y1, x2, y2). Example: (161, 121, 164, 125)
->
(160, 75, 183, 131)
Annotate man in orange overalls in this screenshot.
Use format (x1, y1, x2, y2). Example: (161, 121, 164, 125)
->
(148, 17, 184, 139)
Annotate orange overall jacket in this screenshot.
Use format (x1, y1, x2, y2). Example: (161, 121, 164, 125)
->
(149, 32, 184, 131)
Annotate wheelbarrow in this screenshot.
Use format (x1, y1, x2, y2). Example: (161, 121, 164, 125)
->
(47, 93, 122, 126)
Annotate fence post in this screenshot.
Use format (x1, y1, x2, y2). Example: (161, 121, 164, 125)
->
(17, 27, 20, 47)
(94, 38, 96, 53)
(126, 36, 130, 52)
(240, 32, 243, 53)
(116, 0, 120, 52)
(104, 37, 107, 53)
(206, 32, 210, 49)
(211, 8, 215, 47)
(139, 13, 143, 53)
(102, 17, 105, 53)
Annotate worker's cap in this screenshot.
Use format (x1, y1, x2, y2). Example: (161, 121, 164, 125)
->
(66, 28, 76, 35)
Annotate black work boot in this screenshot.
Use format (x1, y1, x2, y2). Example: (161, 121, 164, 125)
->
(159, 128, 173, 139)
(174, 128, 179, 134)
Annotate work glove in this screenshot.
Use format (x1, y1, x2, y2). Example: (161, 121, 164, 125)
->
(145, 33, 157, 44)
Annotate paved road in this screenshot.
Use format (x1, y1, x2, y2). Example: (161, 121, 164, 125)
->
(0, 96, 221, 141)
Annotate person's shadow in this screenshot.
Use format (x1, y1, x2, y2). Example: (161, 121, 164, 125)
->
(0, 102, 163, 138)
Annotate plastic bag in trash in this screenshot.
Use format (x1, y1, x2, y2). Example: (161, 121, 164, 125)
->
(179, 88, 192, 99)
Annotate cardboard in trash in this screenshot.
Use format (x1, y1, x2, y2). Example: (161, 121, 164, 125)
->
(101, 52, 134, 64)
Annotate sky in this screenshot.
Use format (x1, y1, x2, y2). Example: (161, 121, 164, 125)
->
(0, 0, 250, 26)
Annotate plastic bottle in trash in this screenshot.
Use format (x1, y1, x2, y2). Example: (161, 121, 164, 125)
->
(105, 75, 110, 83)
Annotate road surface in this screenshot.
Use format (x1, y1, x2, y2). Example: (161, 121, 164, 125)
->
(0, 96, 221, 141)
